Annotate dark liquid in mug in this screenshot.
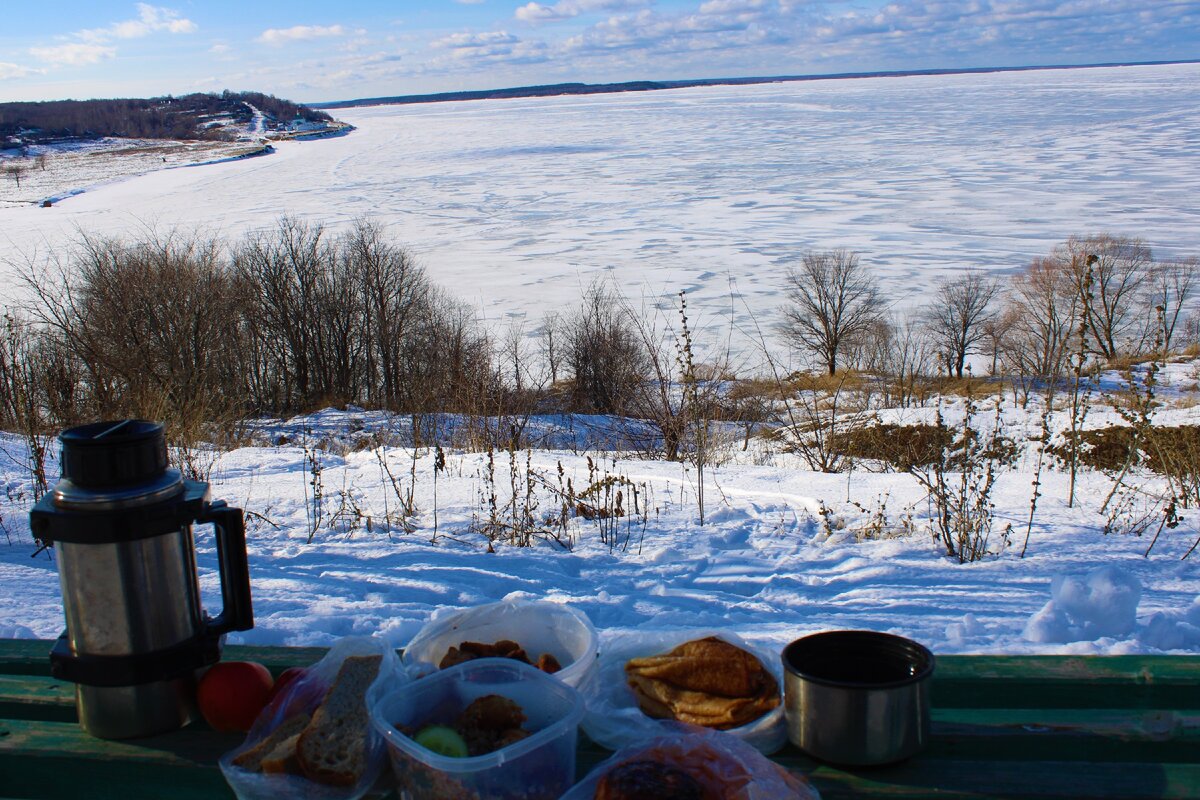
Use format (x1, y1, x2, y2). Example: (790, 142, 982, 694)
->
(796, 651, 917, 684)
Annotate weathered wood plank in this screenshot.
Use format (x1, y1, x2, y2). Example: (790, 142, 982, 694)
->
(0, 640, 50, 676)
(0, 719, 240, 800)
(0, 639, 330, 678)
(0, 675, 75, 723)
(934, 656, 1200, 710)
(6, 720, 1195, 800)
(803, 759, 1200, 800)
(4, 638, 1199, 702)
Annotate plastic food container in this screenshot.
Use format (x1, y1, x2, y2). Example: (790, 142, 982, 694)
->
(370, 658, 585, 800)
(402, 600, 598, 687)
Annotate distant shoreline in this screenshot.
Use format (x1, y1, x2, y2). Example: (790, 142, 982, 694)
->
(313, 59, 1200, 110)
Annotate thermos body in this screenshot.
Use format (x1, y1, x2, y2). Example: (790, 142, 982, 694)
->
(30, 420, 254, 739)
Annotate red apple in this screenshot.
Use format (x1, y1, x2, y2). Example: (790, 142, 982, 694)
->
(265, 666, 308, 705)
(197, 660, 274, 733)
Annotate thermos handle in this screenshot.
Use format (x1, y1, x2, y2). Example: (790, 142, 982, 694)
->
(199, 501, 254, 635)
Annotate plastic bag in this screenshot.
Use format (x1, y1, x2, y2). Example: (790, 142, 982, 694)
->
(402, 599, 598, 687)
(560, 725, 819, 800)
(219, 635, 407, 800)
(579, 629, 788, 754)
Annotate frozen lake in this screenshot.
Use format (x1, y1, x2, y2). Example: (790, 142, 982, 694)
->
(2, 63, 1198, 350)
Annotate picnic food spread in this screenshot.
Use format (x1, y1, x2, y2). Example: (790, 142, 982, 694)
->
(439, 639, 563, 674)
(231, 653, 382, 786)
(624, 636, 780, 729)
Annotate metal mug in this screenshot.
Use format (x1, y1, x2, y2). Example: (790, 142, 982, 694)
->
(782, 630, 934, 766)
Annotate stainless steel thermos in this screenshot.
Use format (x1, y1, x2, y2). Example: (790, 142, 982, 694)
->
(29, 420, 253, 739)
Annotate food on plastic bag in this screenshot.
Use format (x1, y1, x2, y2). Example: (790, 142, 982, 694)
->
(403, 600, 597, 687)
(439, 639, 562, 674)
(625, 637, 779, 730)
(220, 637, 405, 800)
(561, 726, 820, 800)
(580, 630, 787, 754)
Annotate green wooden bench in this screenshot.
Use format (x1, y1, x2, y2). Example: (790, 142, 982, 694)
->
(1, 638, 1197, 798)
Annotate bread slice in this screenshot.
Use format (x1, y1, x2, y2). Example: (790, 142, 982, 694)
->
(260, 732, 303, 774)
(296, 655, 383, 786)
(230, 712, 312, 772)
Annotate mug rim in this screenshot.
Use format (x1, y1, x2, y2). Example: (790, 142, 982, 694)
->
(782, 629, 935, 691)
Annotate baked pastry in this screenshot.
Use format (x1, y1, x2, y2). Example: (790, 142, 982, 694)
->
(624, 637, 779, 729)
(440, 639, 563, 674)
(594, 760, 709, 800)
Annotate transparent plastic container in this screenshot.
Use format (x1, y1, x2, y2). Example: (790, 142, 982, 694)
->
(370, 658, 585, 800)
(402, 600, 599, 688)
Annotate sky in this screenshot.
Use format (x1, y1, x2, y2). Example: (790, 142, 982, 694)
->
(0, 1, 1197, 104)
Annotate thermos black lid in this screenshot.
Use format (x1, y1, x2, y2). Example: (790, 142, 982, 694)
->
(59, 420, 169, 488)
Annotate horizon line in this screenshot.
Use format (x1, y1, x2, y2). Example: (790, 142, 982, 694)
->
(312, 58, 1200, 110)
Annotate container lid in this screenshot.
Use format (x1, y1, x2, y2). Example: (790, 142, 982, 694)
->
(60, 420, 169, 489)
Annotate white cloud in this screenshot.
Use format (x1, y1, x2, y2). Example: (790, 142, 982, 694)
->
(25, 4, 195, 71)
(257, 25, 352, 46)
(698, 0, 766, 14)
(29, 44, 118, 67)
(428, 30, 551, 67)
(516, 0, 647, 24)
(0, 62, 46, 80)
(209, 43, 232, 55)
(432, 30, 522, 49)
(78, 4, 197, 43)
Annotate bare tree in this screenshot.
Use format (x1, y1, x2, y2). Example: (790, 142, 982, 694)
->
(21, 230, 245, 435)
(234, 216, 329, 409)
(999, 256, 1080, 384)
(880, 315, 933, 408)
(539, 311, 563, 385)
(1148, 256, 1198, 353)
(924, 271, 999, 378)
(5, 162, 25, 189)
(1056, 235, 1152, 360)
(564, 281, 649, 416)
(339, 219, 429, 409)
(781, 249, 883, 376)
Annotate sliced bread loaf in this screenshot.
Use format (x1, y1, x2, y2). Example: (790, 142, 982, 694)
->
(295, 655, 383, 786)
(230, 712, 312, 772)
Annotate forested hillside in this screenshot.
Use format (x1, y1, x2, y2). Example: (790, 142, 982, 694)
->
(0, 91, 332, 146)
